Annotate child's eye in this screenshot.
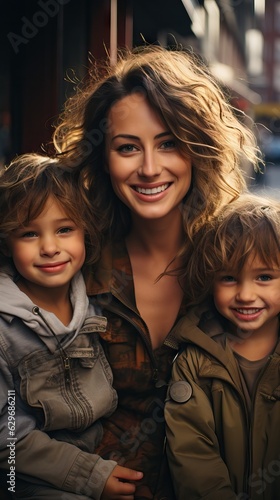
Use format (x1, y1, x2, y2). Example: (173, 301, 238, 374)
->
(21, 231, 37, 238)
(58, 227, 73, 234)
(220, 275, 236, 283)
(257, 274, 272, 281)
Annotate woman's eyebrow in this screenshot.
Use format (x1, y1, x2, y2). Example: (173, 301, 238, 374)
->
(111, 131, 172, 141)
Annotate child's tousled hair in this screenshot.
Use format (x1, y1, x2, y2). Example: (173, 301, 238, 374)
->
(0, 153, 101, 266)
(52, 45, 261, 243)
(183, 193, 280, 305)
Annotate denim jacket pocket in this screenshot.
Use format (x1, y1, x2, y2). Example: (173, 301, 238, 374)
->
(66, 346, 98, 368)
(18, 342, 117, 432)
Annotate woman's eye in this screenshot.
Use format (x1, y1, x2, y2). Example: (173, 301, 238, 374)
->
(117, 144, 137, 153)
(161, 140, 176, 149)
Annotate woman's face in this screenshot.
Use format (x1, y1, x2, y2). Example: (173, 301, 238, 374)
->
(106, 93, 192, 222)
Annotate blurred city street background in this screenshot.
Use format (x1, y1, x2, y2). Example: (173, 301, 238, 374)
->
(252, 164, 280, 199)
(0, 0, 280, 196)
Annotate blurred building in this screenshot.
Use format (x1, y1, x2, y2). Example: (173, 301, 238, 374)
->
(248, 0, 280, 146)
(0, 0, 264, 158)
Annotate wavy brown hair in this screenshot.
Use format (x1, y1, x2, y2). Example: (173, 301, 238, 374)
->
(53, 45, 261, 243)
(184, 193, 280, 305)
(0, 153, 102, 266)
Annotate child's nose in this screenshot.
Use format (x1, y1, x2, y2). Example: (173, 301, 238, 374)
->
(235, 282, 256, 302)
(40, 236, 60, 257)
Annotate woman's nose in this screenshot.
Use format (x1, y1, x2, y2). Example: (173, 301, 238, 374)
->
(138, 150, 162, 177)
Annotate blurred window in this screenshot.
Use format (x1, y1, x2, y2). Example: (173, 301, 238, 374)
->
(275, 2, 280, 32)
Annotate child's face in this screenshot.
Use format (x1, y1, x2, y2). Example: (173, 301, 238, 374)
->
(106, 93, 192, 222)
(7, 196, 86, 296)
(213, 253, 280, 337)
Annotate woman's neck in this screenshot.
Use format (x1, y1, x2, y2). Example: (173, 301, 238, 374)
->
(127, 208, 185, 259)
(125, 209, 185, 348)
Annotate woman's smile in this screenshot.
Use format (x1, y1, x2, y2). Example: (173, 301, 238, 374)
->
(106, 94, 192, 221)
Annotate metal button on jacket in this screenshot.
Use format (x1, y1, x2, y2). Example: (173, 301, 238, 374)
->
(169, 381, 192, 403)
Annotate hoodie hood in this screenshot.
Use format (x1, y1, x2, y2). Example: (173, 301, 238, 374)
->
(171, 300, 238, 369)
(0, 265, 90, 352)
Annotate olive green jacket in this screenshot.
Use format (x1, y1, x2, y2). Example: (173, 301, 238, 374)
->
(165, 303, 280, 500)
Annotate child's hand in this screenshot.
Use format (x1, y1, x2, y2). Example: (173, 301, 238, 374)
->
(100, 464, 143, 499)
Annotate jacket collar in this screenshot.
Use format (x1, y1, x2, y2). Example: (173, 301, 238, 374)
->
(0, 265, 91, 352)
(85, 241, 188, 346)
(171, 301, 238, 368)
(85, 240, 136, 310)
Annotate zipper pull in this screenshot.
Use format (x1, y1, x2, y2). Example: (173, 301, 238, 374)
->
(63, 357, 71, 384)
(152, 368, 158, 382)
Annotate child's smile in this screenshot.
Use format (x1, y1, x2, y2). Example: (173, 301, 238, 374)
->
(7, 195, 85, 304)
(213, 253, 280, 338)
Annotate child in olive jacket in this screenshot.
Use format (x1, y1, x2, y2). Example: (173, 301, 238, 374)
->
(165, 193, 280, 500)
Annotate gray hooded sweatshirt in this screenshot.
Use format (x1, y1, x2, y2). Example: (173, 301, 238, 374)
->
(0, 266, 117, 499)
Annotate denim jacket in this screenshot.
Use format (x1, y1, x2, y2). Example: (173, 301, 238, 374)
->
(0, 267, 117, 499)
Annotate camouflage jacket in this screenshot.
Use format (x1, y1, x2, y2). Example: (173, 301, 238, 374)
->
(85, 241, 187, 499)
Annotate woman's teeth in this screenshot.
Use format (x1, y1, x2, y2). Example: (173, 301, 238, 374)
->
(136, 183, 169, 194)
